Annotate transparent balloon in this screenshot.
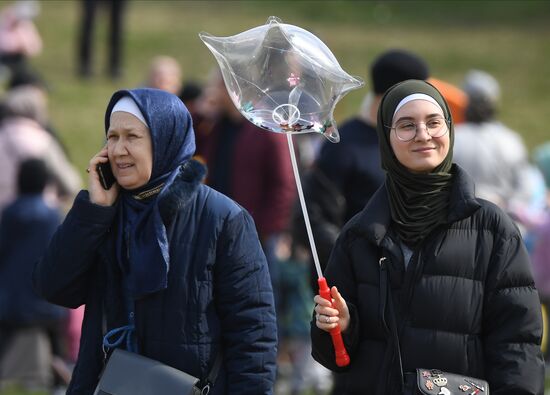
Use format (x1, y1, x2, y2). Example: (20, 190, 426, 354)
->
(199, 16, 364, 143)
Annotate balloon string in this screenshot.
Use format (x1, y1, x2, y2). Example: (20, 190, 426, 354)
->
(286, 134, 323, 278)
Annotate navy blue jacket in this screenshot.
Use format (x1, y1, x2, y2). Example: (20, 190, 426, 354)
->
(33, 160, 277, 395)
(0, 195, 65, 326)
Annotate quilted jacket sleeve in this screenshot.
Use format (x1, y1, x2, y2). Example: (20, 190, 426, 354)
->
(483, 231, 544, 395)
(214, 209, 277, 394)
(33, 191, 117, 308)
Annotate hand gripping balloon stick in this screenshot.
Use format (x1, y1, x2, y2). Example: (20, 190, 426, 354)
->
(286, 134, 350, 367)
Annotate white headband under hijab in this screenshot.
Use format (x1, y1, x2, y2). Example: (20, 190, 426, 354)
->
(111, 96, 148, 127)
(393, 93, 443, 119)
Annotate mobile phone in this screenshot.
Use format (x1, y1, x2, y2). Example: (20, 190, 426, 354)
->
(97, 162, 116, 190)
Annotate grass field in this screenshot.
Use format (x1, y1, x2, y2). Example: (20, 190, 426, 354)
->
(7, 0, 546, 180)
(1, 1, 549, 394)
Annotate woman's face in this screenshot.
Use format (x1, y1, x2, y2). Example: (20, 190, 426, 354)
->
(107, 111, 153, 189)
(389, 99, 450, 173)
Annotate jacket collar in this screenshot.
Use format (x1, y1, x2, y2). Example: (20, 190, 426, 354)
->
(446, 164, 482, 223)
(158, 159, 207, 221)
(348, 164, 481, 246)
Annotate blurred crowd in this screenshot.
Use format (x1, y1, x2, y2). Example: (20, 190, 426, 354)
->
(0, 1, 549, 394)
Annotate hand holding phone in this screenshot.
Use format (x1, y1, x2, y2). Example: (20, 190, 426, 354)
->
(88, 146, 118, 206)
(97, 161, 116, 190)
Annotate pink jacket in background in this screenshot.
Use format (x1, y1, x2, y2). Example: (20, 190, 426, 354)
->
(0, 117, 81, 214)
(0, 5, 42, 57)
(66, 306, 84, 363)
(533, 217, 550, 300)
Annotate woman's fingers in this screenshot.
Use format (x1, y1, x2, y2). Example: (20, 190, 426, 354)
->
(314, 292, 341, 330)
(331, 286, 349, 314)
(315, 314, 340, 331)
(88, 147, 109, 169)
(315, 314, 339, 325)
(313, 286, 351, 332)
(331, 286, 350, 332)
(315, 303, 339, 317)
(313, 294, 332, 307)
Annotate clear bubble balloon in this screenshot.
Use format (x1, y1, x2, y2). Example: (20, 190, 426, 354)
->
(199, 16, 364, 143)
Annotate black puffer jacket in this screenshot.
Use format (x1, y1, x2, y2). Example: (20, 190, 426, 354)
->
(311, 165, 544, 395)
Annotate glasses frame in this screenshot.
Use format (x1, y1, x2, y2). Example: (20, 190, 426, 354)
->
(386, 117, 450, 142)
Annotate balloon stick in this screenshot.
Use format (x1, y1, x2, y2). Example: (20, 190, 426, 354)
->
(286, 134, 350, 367)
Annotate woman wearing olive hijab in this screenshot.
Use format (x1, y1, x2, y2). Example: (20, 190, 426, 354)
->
(311, 80, 544, 394)
(33, 88, 277, 394)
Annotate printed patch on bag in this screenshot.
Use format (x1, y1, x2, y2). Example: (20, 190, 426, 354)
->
(416, 368, 487, 395)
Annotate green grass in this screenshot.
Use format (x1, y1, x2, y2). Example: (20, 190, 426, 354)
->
(13, 0, 548, 180)
(0, 385, 47, 395)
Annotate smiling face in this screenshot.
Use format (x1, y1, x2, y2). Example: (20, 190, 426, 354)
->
(389, 99, 450, 173)
(107, 111, 153, 190)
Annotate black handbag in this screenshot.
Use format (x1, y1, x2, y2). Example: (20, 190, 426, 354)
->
(93, 348, 221, 395)
(379, 256, 489, 395)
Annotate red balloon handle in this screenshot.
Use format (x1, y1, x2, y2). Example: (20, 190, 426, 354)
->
(318, 277, 350, 367)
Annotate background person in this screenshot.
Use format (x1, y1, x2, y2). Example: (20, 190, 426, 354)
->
(0, 0, 42, 82)
(453, 69, 535, 209)
(427, 77, 468, 125)
(178, 80, 203, 116)
(0, 158, 66, 393)
(144, 55, 182, 95)
(194, 71, 296, 309)
(311, 79, 544, 395)
(0, 85, 81, 217)
(33, 88, 277, 394)
(76, 0, 126, 79)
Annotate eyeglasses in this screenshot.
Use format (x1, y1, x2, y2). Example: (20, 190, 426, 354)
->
(388, 116, 449, 142)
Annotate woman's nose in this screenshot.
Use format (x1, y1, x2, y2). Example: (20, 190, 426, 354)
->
(414, 123, 431, 141)
(112, 139, 128, 156)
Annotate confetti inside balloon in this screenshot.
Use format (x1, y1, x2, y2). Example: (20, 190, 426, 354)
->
(199, 16, 364, 143)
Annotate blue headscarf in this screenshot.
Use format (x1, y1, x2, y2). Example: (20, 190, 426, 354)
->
(105, 88, 196, 299)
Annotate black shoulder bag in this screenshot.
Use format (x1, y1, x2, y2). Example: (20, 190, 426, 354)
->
(93, 302, 222, 395)
(93, 348, 222, 395)
(379, 256, 489, 395)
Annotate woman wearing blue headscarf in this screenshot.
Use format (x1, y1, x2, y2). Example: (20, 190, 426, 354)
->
(33, 88, 277, 394)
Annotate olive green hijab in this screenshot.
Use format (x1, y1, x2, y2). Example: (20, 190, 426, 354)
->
(376, 79, 454, 247)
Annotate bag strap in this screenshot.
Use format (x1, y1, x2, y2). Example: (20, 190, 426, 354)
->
(196, 351, 223, 394)
(378, 256, 405, 395)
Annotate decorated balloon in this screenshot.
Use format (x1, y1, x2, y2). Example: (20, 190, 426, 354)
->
(199, 16, 364, 143)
